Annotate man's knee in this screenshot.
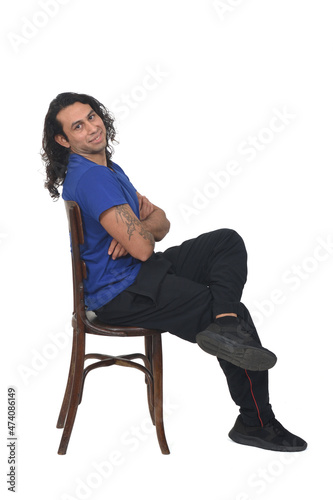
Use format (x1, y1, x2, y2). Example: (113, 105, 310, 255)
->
(217, 229, 247, 256)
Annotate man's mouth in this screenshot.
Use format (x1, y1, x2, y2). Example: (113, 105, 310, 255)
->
(90, 131, 103, 143)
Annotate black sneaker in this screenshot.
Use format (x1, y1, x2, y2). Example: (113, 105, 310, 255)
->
(228, 415, 307, 451)
(196, 320, 277, 371)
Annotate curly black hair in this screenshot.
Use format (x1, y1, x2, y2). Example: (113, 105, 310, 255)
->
(41, 92, 117, 199)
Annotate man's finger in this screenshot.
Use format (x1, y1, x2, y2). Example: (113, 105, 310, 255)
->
(110, 241, 129, 260)
(108, 238, 119, 255)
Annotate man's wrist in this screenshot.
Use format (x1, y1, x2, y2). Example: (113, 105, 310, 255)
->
(141, 219, 156, 240)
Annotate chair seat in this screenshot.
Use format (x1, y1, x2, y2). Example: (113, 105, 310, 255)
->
(84, 310, 165, 337)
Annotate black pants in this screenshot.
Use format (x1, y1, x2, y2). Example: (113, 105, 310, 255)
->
(96, 229, 274, 426)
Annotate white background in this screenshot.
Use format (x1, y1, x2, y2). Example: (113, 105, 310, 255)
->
(1, 0, 332, 499)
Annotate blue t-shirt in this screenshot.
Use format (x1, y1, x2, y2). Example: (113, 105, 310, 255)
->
(62, 153, 142, 310)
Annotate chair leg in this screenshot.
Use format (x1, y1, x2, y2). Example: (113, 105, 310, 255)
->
(145, 336, 155, 425)
(151, 334, 170, 455)
(57, 329, 85, 455)
(56, 329, 77, 429)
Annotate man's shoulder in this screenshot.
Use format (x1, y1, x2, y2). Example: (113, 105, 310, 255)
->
(63, 156, 128, 204)
(65, 155, 114, 185)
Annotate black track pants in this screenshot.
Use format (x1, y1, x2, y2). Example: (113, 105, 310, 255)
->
(96, 229, 274, 426)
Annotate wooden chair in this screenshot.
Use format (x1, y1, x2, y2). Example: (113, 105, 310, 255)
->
(56, 200, 170, 455)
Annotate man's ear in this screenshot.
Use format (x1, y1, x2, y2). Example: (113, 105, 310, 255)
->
(55, 134, 70, 149)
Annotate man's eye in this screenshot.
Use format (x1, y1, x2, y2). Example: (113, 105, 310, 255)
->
(75, 123, 82, 130)
(89, 114, 95, 120)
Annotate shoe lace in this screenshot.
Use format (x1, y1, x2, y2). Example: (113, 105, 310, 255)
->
(236, 320, 256, 340)
(267, 418, 285, 437)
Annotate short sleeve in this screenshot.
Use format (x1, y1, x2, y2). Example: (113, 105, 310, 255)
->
(75, 166, 127, 221)
(111, 161, 131, 182)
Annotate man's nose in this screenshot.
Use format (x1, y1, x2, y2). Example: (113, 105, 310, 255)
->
(86, 120, 98, 133)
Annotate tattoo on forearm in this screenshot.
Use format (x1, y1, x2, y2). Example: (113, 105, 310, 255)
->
(115, 205, 155, 247)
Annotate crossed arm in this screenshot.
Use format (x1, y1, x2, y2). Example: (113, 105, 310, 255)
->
(99, 192, 170, 261)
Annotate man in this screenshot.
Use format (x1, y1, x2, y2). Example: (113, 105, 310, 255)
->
(42, 92, 306, 451)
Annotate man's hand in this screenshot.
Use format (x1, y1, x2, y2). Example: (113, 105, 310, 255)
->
(108, 238, 129, 260)
(137, 193, 155, 221)
(136, 192, 170, 242)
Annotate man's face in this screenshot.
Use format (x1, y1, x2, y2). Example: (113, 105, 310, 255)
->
(55, 102, 107, 160)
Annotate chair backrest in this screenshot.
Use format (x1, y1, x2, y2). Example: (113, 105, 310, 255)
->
(64, 200, 87, 321)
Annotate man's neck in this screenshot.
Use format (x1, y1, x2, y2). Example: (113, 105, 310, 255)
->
(76, 151, 107, 167)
